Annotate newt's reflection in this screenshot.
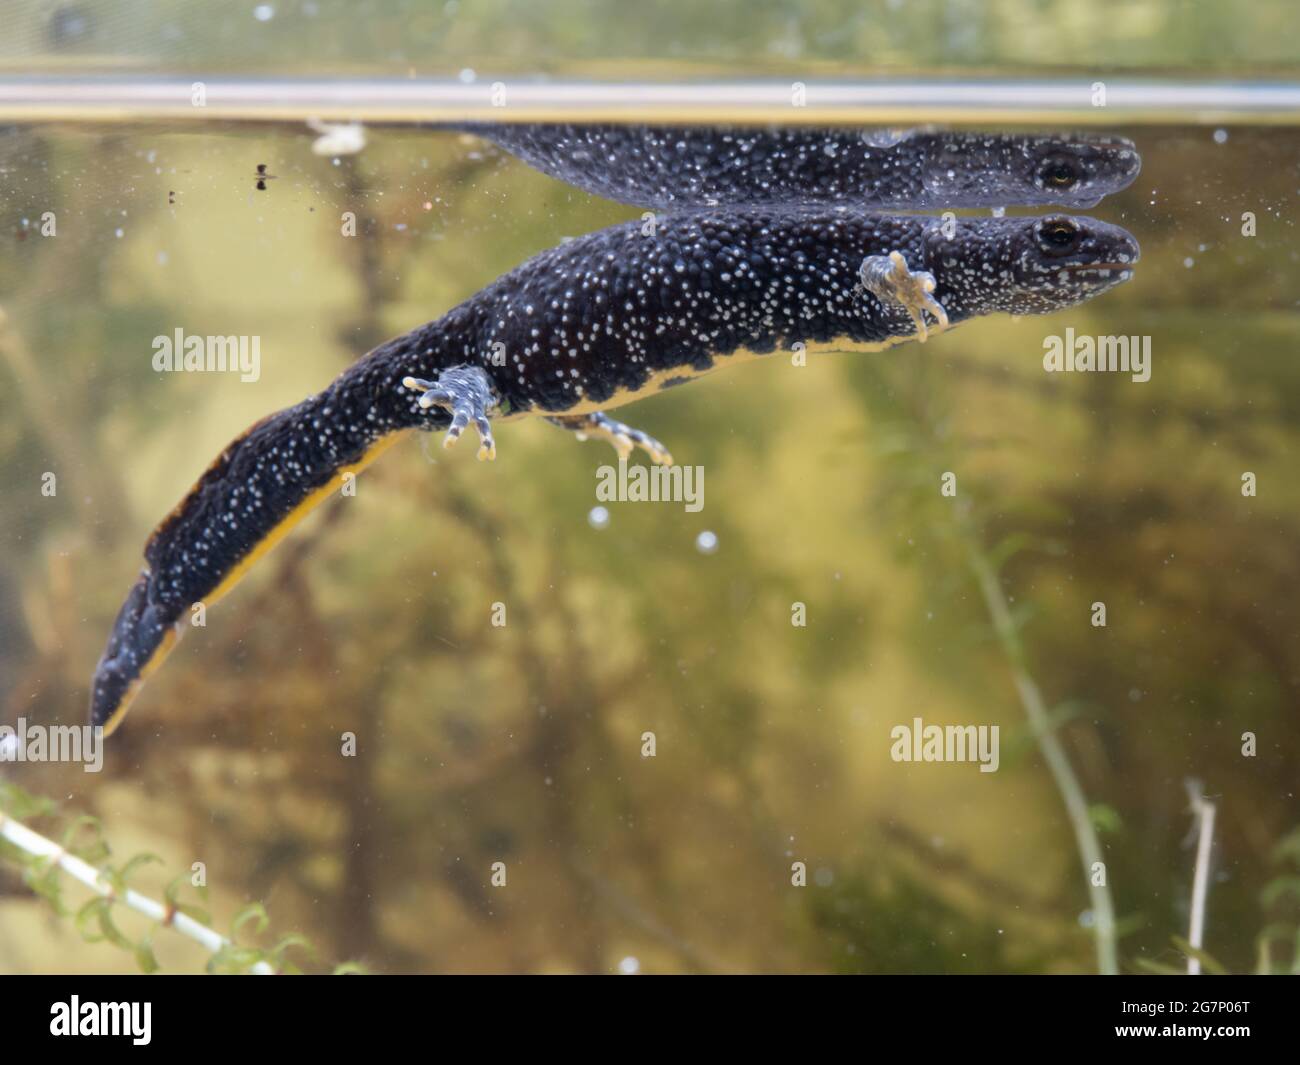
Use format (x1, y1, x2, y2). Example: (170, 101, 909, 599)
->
(452, 123, 1140, 209)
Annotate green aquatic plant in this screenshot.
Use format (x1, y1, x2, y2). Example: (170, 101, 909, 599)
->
(0, 781, 362, 974)
(836, 347, 1119, 972)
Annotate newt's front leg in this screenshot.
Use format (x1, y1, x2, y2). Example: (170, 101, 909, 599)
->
(859, 250, 950, 342)
(402, 365, 499, 460)
(548, 411, 674, 466)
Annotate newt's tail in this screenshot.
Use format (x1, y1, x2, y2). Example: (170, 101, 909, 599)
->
(89, 340, 431, 735)
(89, 572, 184, 734)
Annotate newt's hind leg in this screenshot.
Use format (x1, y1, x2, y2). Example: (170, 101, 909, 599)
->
(548, 411, 674, 466)
(859, 250, 949, 342)
(402, 365, 499, 460)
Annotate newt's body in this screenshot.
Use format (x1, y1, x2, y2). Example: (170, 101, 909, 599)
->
(90, 207, 1138, 733)
(456, 124, 1141, 210)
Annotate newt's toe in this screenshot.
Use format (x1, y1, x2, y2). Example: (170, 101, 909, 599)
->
(549, 412, 673, 466)
(859, 250, 949, 342)
(403, 366, 499, 460)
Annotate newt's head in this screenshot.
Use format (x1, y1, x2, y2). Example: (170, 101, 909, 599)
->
(918, 133, 1142, 209)
(925, 213, 1140, 317)
(1008, 214, 1141, 312)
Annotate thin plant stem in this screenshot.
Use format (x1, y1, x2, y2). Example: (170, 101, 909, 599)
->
(0, 808, 274, 975)
(1185, 780, 1217, 975)
(897, 347, 1121, 975)
(961, 536, 1119, 974)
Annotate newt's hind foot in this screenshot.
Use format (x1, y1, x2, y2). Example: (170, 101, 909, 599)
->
(859, 250, 950, 342)
(402, 365, 499, 460)
(548, 411, 674, 465)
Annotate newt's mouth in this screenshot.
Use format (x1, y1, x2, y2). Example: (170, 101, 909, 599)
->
(1059, 260, 1138, 285)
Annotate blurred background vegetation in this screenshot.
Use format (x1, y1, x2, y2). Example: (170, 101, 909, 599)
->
(1, 0, 1297, 77)
(0, 0, 1298, 974)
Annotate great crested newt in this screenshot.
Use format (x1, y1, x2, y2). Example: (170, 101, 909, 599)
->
(90, 206, 1140, 734)
(452, 124, 1141, 210)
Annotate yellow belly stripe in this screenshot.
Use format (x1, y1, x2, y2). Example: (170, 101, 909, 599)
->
(101, 626, 180, 736)
(101, 431, 407, 736)
(204, 431, 406, 608)
(553, 337, 913, 418)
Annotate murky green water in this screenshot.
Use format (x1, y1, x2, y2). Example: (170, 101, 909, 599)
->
(0, 111, 1296, 975)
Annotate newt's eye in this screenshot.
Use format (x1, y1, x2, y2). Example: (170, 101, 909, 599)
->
(1038, 220, 1081, 251)
(1038, 156, 1080, 189)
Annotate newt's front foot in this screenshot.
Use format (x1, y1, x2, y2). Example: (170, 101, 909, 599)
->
(859, 250, 950, 342)
(549, 411, 674, 466)
(402, 365, 499, 460)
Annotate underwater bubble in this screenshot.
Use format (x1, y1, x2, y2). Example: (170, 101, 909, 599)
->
(588, 506, 610, 530)
(618, 956, 641, 975)
(253, 4, 274, 21)
(695, 530, 719, 554)
(1213, 128, 1229, 144)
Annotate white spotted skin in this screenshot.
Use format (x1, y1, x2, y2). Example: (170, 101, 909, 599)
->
(392, 207, 1139, 422)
